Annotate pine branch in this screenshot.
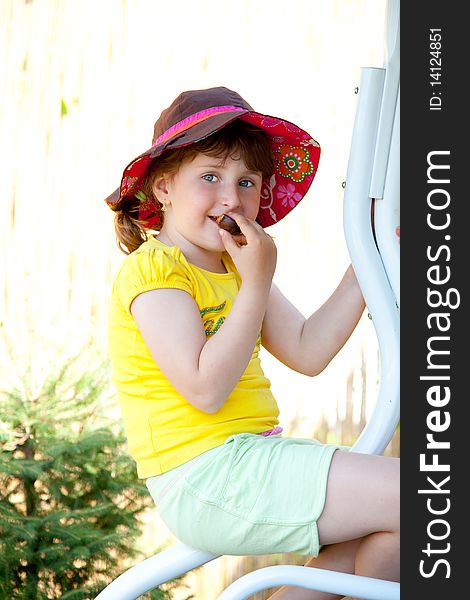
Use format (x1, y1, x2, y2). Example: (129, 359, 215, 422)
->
(0, 342, 177, 599)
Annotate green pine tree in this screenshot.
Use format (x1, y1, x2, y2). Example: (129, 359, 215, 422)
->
(0, 341, 186, 600)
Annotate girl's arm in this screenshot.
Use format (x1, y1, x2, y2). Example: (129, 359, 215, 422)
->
(131, 214, 276, 414)
(261, 264, 365, 376)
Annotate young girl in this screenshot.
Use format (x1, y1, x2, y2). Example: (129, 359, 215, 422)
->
(105, 86, 399, 599)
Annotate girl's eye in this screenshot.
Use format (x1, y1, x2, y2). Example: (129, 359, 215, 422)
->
(239, 180, 254, 188)
(202, 174, 218, 183)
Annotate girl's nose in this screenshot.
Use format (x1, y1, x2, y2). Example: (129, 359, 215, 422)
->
(221, 184, 241, 211)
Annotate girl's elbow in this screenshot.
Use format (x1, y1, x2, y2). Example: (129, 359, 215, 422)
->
(188, 390, 227, 414)
(304, 366, 323, 378)
(303, 359, 329, 377)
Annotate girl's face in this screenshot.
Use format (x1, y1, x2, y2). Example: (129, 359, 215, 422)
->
(154, 152, 263, 256)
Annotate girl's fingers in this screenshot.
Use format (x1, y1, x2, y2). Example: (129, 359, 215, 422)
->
(226, 212, 264, 241)
(218, 228, 239, 256)
(232, 233, 247, 246)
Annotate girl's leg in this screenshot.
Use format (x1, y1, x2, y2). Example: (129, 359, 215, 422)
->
(317, 451, 400, 545)
(269, 539, 362, 600)
(317, 450, 400, 585)
(269, 451, 400, 599)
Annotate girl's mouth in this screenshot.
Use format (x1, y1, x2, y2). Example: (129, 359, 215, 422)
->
(208, 214, 242, 236)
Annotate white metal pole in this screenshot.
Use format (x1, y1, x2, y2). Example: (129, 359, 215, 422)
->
(373, 87, 400, 306)
(343, 67, 400, 455)
(217, 565, 400, 600)
(94, 544, 217, 600)
(369, 0, 400, 200)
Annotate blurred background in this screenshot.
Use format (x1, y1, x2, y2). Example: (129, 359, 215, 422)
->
(1, 0, 397, 598)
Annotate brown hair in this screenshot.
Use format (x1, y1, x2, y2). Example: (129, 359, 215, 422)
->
(111, 120, 274, 254)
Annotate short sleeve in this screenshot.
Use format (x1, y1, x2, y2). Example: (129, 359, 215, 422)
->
(113, 245, 193, 314)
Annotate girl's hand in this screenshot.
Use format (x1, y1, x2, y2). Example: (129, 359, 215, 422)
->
(218, 212, 277, 289)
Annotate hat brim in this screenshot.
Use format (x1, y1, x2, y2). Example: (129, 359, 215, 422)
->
(239, 112, 320, 227)
(106, 109, 320, 229)
(105, 109, 248, 208)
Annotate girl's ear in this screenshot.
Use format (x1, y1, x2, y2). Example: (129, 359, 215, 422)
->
(152, 176, 171, 205)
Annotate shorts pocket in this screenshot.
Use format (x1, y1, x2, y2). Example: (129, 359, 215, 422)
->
(182, 433, 277, 518)
(217, 436, 274, 516)
(180, 435, 243, 503)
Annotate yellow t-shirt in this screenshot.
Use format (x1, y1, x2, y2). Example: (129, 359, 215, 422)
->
(108, 236, 280, 478)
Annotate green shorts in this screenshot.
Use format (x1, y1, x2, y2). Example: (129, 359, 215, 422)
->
(146, 433, 341, 556)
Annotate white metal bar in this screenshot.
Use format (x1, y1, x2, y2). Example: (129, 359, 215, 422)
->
(94, 544, 217, 600)
(343, 66, 400, 455)
(217, 565, 400, 600)
(369, 0, 400, 199)
(373, 87, 400, 307)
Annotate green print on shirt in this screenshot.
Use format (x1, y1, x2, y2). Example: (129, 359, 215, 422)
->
(200, 301, 226, 336)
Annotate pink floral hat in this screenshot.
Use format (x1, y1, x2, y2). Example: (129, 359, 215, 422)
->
(105, 87, 320, 229)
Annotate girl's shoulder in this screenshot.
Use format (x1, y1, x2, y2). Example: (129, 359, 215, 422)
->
(112, 236, 193, 309)
(120, 236, 186, 277)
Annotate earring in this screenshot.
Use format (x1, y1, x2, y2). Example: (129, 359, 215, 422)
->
(160, 202, 167, 212)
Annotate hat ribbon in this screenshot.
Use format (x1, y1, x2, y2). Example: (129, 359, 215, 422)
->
(152, 105, 246, 146)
